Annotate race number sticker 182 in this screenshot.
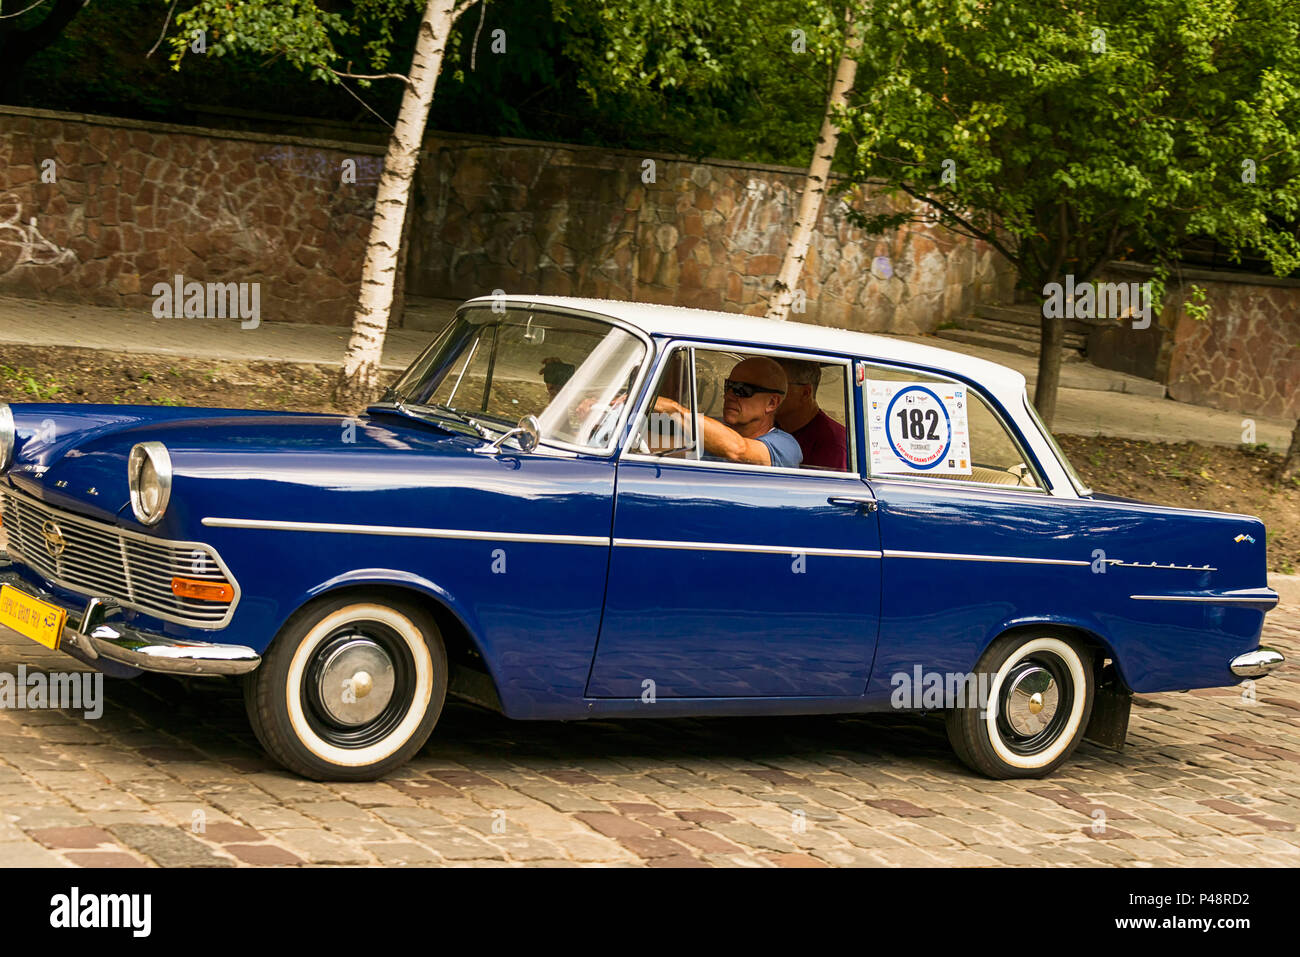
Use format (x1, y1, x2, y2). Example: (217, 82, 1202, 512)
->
(867, 381, 972, 475)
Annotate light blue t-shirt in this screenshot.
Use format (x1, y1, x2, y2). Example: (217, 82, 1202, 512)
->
(704, 426, 803, 468)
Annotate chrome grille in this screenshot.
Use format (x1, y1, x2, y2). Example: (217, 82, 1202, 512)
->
(0, 488, 237, 628)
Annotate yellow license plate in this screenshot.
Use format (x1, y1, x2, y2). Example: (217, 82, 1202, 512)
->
(0, 584, 67, 650)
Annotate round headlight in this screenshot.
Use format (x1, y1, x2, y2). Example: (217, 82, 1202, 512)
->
(128, 442, 172, 525)
(0, 404, 13, 472)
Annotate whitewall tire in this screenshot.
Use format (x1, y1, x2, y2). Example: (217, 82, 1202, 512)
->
(945, 631, 1094, 779)
(245, 595, 447, 780)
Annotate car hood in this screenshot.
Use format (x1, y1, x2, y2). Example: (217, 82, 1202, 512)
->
(2, 403, 478, 523)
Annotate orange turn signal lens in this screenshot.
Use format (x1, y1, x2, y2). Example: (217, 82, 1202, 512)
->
(171, 577, 234, 602)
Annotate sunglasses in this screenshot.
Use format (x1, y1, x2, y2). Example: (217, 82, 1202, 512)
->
(724, 379, 785, 399)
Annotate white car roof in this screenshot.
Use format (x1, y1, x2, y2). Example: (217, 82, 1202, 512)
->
(461, 294, 1081, 497)
(466, 295, 1028, 400)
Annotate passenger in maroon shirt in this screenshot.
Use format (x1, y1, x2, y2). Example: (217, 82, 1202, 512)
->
(776, 359, 848, 470)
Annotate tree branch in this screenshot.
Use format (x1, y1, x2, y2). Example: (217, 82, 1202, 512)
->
(894, 182, 1022, 268)
(147, 0, 179, 57)
(0, 0, 54, 21)
(331, 67, 414, 91)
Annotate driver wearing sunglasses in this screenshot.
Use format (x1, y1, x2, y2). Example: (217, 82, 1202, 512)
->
(653, 356, 803, 468)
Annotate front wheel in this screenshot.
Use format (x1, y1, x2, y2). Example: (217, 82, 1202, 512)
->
(945, 632, 1094, 779)
(245, 595, 447, 780)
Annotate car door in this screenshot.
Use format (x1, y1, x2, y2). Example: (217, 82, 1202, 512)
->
(857, 359, 1074, 701)
(585, 343, 883, 699)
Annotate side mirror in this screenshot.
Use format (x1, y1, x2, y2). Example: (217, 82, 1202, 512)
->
(476, 414, 540, 455)
(513, 414, 541, 452)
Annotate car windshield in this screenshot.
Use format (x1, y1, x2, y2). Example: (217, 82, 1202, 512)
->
(388, 307, 648, 450)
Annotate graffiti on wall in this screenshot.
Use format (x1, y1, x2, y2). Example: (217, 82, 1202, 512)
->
(0, 193, 76, 275)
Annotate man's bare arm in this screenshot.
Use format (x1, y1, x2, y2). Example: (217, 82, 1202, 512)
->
(654, 397, 771, 465)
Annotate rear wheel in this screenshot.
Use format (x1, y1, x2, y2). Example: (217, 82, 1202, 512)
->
(245, 595, 447, 780)
(945, 631, 1094, 779)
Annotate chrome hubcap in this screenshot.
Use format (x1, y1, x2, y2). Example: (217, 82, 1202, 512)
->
(315, 637, 396, 727)
(1003, 665, 1059, 736)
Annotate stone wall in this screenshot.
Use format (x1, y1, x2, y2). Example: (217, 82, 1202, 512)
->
(1165, 273, 1300, 421)
(408, 138, 1015, 333)
(0, 105, 1015, 333)
(1088, 262, 1300, 422)
(0, 106, 384, 326)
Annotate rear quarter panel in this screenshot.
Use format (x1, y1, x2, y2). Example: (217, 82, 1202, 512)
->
(867, 479, 1271, 699)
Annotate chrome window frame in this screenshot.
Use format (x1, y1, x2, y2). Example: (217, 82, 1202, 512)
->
(619, 338, 862, 481)
(856, 358, 1052, 496)
(1023, 393, 1093, 497)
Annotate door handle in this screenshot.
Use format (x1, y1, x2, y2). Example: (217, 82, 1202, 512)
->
(828, 496, 878, 512)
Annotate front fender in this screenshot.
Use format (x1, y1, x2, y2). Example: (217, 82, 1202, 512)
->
(300, 567, 506, 708)
(304, 567, 486, 654)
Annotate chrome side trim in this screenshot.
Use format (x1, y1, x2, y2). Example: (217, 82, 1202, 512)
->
(202, 517, 609, 547)
(866, 476, 1051, 496)
(1130, 595, 1275, 603)
(882, 549, 1089, 567)
(614, 538, 881, 558)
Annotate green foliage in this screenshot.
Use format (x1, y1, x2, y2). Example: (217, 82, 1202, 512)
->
(12, 1, 848, 164)
(0, 365, 61, 399)
(837, 0, 1300, 289)
(168, 0, 420, 84)
(553, 0, 849, 163)
(1183, 283, 1212, 321)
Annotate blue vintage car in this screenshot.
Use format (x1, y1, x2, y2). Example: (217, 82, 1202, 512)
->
(0, 296, 1284, 779)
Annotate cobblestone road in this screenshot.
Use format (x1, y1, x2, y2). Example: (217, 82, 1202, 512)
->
(0, 610, 1296, 868)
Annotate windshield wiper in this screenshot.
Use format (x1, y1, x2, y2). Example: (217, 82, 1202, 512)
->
(421, 403, 495, 440)
(375, 397, 484, 439)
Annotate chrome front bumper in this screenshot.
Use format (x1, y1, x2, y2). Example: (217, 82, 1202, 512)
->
(1230, 647, 1285, 678)
(0, 561, 261, 677)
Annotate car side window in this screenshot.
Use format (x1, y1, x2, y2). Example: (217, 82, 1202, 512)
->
(863, 363, 1043, 490)
(628, 345, 854, 473)
(630, 348, 697, 458)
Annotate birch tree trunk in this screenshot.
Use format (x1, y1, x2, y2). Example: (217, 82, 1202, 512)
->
(766, 11, 861, 321)
(333, 0, 462, 409)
